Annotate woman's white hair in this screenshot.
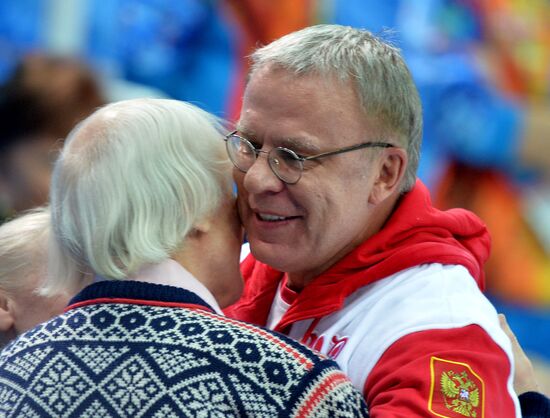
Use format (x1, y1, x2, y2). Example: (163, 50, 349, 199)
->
(249, 24, 423, 192)
(43, 98, 232, 295)
(0, 207, 50, 293)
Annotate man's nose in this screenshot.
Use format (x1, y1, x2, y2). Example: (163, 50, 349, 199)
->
(242, 152, 285, 194)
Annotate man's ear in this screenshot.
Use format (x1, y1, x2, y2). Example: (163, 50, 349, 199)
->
(0, 291, 15, 332)
(368, 147, 408, 205)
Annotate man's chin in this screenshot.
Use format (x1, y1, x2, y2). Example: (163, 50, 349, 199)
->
(249, 239, 298, 272)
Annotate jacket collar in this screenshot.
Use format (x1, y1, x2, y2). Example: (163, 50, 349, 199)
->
(226, 180, 490, 332)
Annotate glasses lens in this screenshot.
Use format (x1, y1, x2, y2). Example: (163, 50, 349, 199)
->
(227, 135, 255, 172)
(269, 148, 303, 184)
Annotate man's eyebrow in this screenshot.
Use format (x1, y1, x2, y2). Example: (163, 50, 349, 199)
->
(278, 137, 321, 154)
(234, 124, 254, 138)
(234, 126, 321, 154)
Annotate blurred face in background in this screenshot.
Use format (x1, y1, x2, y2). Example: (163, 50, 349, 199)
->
(0, 269, 70, 347)
(1, 135, 60, 213)
(0, 54, 106, 217)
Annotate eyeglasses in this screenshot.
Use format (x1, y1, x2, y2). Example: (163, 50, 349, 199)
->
(224, 131, 395, 185)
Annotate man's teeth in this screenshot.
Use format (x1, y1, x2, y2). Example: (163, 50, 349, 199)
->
(258, 213, 288, 221)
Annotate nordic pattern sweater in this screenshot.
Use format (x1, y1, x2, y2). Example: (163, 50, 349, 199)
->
(0, 280, 368, 417)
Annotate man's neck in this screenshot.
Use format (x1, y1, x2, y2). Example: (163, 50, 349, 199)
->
(285, 273, 310, 293)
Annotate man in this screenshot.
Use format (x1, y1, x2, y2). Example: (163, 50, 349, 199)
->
(225, 24, 521, 417)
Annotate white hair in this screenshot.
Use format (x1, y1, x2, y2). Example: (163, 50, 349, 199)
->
(249, 24, 423, 192)
(43, 99, 232, 295)
(0, 207, 50, 293)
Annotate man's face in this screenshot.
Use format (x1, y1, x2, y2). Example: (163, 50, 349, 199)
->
(235, 67, 384, 285)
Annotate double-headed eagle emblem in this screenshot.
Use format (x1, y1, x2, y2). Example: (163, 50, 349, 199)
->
(440, 370, 480, 417)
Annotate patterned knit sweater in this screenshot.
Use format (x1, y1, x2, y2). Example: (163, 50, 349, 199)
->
(0, 280, 368, 417)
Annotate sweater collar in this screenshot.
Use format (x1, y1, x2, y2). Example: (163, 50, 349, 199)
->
(69, 260, 223, 314)
(125, 259, 223, 314)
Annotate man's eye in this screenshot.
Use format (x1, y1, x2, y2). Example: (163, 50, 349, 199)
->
(249, 141, 262, 150)
(284, 149, 307, 159)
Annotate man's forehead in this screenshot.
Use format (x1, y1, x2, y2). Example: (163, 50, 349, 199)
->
(238, 68, 369, 151)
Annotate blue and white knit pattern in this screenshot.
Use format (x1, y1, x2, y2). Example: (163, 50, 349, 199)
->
(0, 281, 368, 417)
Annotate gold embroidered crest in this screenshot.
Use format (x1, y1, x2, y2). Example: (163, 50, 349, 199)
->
(429, 357, 485, 418)
(440, 370, 480, 416)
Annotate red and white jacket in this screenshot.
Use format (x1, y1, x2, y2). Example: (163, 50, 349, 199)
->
(226, 181, 521, 417)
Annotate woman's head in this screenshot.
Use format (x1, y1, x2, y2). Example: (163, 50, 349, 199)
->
(45, 99, 242, 304)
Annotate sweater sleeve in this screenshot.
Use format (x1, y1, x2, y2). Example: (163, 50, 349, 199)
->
(364, 325, 520, 417)
(519, 391, 550, 418)
(290, 361, 370, 418)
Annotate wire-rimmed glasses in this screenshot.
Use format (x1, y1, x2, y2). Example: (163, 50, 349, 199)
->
(224, 131, 395, 185)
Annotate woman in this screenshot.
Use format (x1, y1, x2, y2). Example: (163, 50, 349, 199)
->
(0, 99, 368, 417)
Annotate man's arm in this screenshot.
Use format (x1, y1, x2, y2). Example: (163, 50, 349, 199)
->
(364, 325, 520, 417)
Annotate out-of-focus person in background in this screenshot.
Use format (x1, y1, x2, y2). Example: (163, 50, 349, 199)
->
(0, 98, 369, 417)
(0, 207, 69, 348)
(0, 54, 105, 222)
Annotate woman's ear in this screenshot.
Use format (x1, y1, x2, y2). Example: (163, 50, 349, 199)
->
(369, 147, 408, 205)
(0, 291, 15, 332)
(191, 217, 212, 236)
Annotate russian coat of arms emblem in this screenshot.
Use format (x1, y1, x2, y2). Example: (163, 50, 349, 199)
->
(429, 356, 484, 418)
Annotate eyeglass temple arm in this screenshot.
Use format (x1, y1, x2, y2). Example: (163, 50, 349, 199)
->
(302, 142, 394, 161)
